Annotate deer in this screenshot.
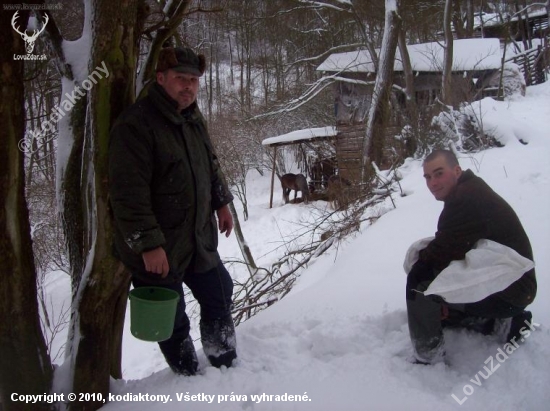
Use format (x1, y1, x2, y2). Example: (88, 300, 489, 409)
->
(280, 173, 309, 204)
(12, 11, 49, 54)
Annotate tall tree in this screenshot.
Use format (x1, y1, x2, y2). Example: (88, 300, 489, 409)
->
(441, 0, 454, 106)
(43, 0, 191, 409)
(57, 2, 141, 405)
(363, 0, 402, 172)
(0, 8, 54, 411)
(397, 28, 418, 157)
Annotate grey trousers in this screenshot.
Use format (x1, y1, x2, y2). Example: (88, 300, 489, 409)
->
(406, 261, 525, 363)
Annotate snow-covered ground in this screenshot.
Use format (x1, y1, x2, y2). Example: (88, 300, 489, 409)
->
(46, 81, 550, 410)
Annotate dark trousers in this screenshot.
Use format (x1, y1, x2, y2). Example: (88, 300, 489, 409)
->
(406, 260, 526, 362)
(133, 261, 236, 372)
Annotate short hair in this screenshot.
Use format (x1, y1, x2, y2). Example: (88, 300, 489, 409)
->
(423, 149, 459, 167)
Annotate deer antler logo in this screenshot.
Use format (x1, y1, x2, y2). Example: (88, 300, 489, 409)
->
(11, 11, 49, 54)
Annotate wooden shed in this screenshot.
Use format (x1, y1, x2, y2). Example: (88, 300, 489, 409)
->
(473, 9, 549, 41)
(471, 9, 549, 86)
(317, 38, 504, 109)
(262, 127, 338, 208)
(316, 38, 504, 178)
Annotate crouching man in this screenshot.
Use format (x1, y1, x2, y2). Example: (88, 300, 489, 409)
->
(406, 149, 537, 364)
(109, 47, 237, 375)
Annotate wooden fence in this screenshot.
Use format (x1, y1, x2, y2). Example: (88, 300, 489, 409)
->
(506, 41, 549, 86)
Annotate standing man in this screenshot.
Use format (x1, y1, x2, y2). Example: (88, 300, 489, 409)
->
(109, 47, 237, 375)
(406, 149, 537, 364)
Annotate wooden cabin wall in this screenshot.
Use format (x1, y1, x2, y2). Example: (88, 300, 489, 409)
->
(334, 75, 374, 125)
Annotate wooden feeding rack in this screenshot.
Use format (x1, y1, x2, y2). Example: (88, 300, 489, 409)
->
(262, 126, 338, 208)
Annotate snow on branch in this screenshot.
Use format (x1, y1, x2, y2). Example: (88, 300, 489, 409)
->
(297, 0, 350, 12)
(511, 2, 548, 18)
(385, 0, 397, 12)
(289, 43, 366, 67)
(252, 74, 373, 120)
(231, 185, 398, 325)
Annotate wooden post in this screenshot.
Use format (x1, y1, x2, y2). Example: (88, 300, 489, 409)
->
(269, 146, 277, 208)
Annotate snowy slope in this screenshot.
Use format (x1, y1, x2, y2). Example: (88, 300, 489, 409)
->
(48, 81, 550, 410)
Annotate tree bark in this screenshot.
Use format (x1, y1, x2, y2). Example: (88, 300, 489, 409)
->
(441, 0, 454, 106)
(0, 9, 53, 411)
(397, 29, 418, 157)
(41, 2, 194, 406)
(363, 2, 402, 175)
(452, 0, 466, 39)
(465, 0, 475, 37)
(62, 1, 142, 408)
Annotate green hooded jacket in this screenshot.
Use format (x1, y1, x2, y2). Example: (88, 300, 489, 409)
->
(108, 82, 233, 284)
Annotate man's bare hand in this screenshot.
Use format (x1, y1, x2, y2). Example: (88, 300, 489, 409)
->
(216, 204, 233, 237)
(142, 247, 170, 278)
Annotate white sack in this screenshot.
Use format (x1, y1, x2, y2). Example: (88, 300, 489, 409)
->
(423, 239, 534, 303)
(403, 237, 434, 274)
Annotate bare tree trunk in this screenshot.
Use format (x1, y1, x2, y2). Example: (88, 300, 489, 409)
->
(522, 0, 533, 49)
(60, 1, 143, 408)
(0, 9, 53, 411)
(397, 29, 418, 157)
(60, 2, 197, 407)
(479, 0, 485, 38)
(452, 0, 466, 38)
(363, 1, 402, 175)
(41, 1, 154, 408)
(441, 0, 454, 106)
(465, 0, 475, 37)
(349, 2, 379, 69)
(25, 90, 37, 187)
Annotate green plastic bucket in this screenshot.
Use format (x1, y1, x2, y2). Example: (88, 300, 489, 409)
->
(129, 287, 180, 342)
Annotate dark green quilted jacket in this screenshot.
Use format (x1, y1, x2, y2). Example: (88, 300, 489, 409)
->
(108, 83, 233, 284)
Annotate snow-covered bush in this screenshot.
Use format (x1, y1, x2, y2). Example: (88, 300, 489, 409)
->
(408, 99, 500, 154)
(430, 105, 501, 152)
(484, 62, 526, 99)
(501, 63, 526, 98)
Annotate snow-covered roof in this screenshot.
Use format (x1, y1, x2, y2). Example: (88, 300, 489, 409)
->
(473, 9, 548, 29)
(262, 126, 337, 146)
(472, 12, 502, 29)
(316, 38, 502, 74)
